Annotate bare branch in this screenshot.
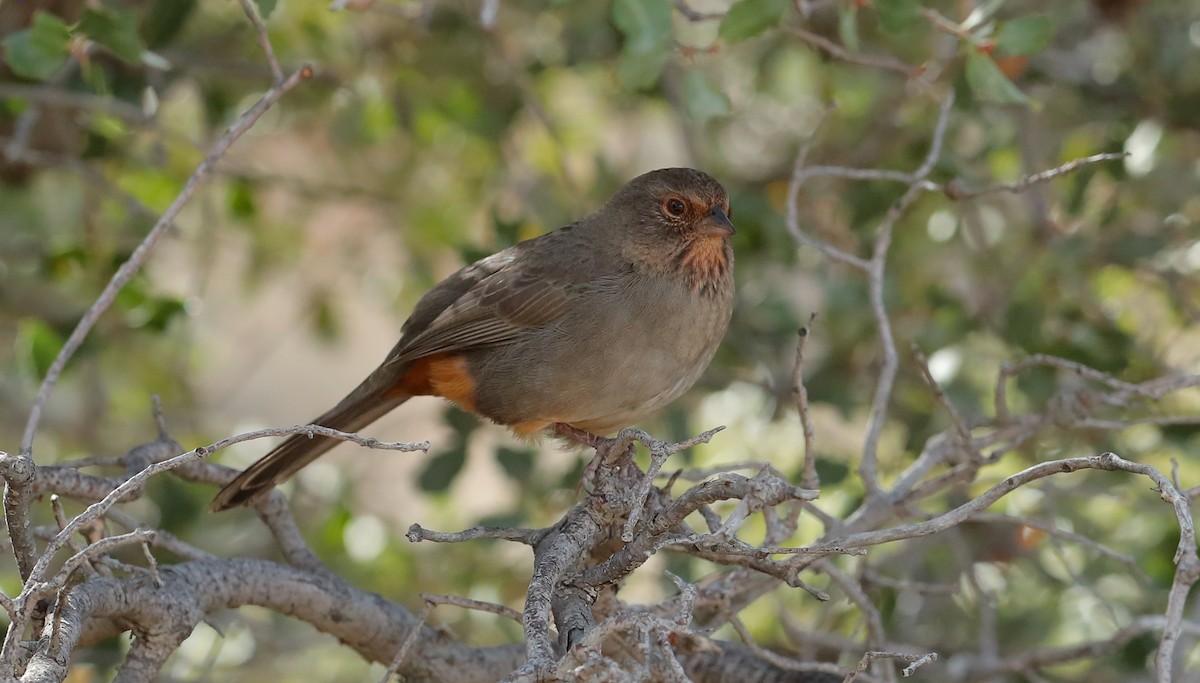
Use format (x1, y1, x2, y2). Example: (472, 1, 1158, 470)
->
(970, 512, 1145, 577)
(826, 458, 1023, 547)
(407, 523, 544, 545)
(55, 530, 157, 592)
(1, 421, 421, 669)
(821, 562, 891, 682)
(238, 0, 284, 83)
(786, 105, 872, 270)
(784, 27, 919, 76)
(420, 592, 523, 623)
(0, 83, 149, 124)
(18, 64, 313, 457)
(571, 470, 818, 589)
(843, 650, 937, 683)
(619, 426, 726, 542)
(729, 616, 854, 681)
(0, 451, 38, 580)
(673, 0, 723, 21)
(793, 321, 820, 489)
(943, 153, 1126, 201)
(380, 602, 431, 683)
(912, 344, 977, 460)
(829, 92, 953, 503)
(20, 558, 524, 683)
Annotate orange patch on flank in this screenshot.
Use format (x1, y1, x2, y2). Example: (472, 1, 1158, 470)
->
(397, 353, 478, 412)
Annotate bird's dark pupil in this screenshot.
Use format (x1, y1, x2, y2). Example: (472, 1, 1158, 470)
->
(669, 200, 684, 215)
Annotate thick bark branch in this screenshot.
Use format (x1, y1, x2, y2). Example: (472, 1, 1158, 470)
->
(22, 558, 524, 683)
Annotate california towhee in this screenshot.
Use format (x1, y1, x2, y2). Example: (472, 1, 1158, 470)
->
(210, 168, 735, 511)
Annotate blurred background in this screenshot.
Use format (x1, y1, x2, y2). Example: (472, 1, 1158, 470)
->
(2, 0, 1200, 680)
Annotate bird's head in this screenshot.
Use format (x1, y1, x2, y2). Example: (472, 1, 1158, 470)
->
(612, 167, 735, 242)
(606, 168, 734, 292)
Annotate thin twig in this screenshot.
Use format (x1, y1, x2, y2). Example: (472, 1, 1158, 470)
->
(729, 615, 852, 679)
(844, 650, 937, 683)
(407, 524, 543, 545)
(786, 108, 873, 270)
(784, 27, 918, 76)
(793, 319, 820, 489)
(379, 603, 431, 683)
(141, 540, 163, 588)
(809, 453, 1189, 554)
(0, 82, 149, 122)
(3, 61, 80, 163)
(857, 93, 955, 500)
(0, 420, 403, 668)
(420, 593, 523, 622)
(911, 344, 977, 460)
(674, 0, 723, 21)
(54, 529, 157, 590)
(238, 0, 284, 83)
(943, 152, 1126, 200)
(970, 512, 1145, 577)
(822, 561, 891, 682)
(19, 64, 313, 456)
(620, 426, 725, 542)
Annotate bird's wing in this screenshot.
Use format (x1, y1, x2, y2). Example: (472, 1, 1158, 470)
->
(385, 230, 606, 365)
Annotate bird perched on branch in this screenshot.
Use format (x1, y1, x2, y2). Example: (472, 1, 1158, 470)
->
(210, 167, 735, 511)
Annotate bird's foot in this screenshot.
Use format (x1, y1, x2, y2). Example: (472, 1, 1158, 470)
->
(552, 423, 606, 449)
(554, 423, 636, 493)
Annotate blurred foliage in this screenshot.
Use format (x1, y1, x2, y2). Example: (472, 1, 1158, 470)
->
(2, 0, 1200, 680)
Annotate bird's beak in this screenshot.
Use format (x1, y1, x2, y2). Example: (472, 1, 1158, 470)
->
(698, 205, 736, 238)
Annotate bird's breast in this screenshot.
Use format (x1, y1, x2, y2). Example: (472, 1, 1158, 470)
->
(676, 237, 733, 295)
(468, 267, 733, 432)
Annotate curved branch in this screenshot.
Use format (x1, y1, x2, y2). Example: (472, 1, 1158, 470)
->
(22, 558, 524, 683)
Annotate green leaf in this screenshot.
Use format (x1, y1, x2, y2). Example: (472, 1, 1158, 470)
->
(682, 71, 731, 122)
(147, 297, 188, 331)
(497, 447, 535, 482)
(78, 8, 142, 63)
(90, 112, 127, 140)
(17, 318, 64, 380)
(995, 15, 1055, 57)
(2, 13, 71, 81)
(142, 0, 199, 49)
(417, 444, 467, 492)
(126, 295, 187, 332)
(612, 0, 671, 54)
(617, 43, 671, 90)
(965, 51, 1029, 105)
(310, 291, 339, 341)
(117, 166, 182, 212)
(718, 0, 789, 43)
(874, 0, 921, 33)
(612, 0, 672, 89)
(814, 459, 849, 486)
(443, 406, 479, 438)
(838, 4, 861, 52)
(43, 245, 88, 279)
(229, 179, 258, 219)
(253, 0, 278, 20)
(961, 0, 1008, 31)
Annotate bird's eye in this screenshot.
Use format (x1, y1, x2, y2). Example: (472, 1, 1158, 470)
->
(665, 198, 687, 217)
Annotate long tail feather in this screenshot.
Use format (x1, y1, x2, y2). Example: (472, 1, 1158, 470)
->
(210, 376, 409, 511)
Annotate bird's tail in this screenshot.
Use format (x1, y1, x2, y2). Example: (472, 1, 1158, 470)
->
(209, 371, 410, 512)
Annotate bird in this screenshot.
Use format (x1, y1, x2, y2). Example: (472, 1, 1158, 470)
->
(210, 167, 735, 511)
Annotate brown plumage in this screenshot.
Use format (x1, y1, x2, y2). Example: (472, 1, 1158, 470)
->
(210, 168, 735, 511)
